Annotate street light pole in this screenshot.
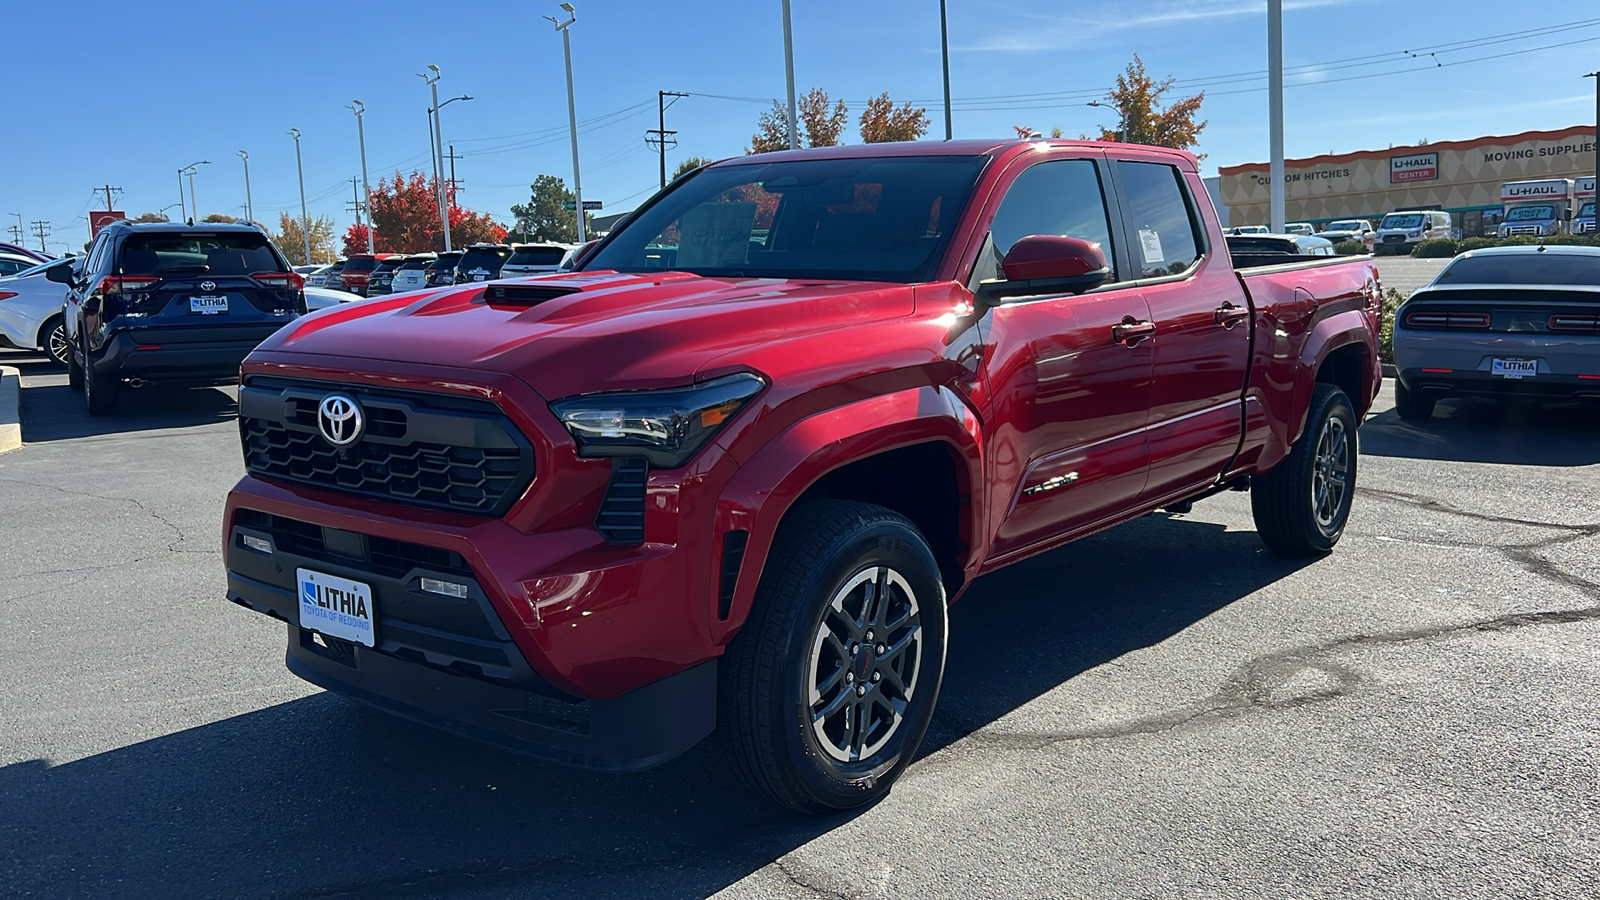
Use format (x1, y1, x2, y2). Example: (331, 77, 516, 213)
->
(939, 0, 952, 141)
(1087, 101, 1123, 142)
(238, 151, 253, 224)
(176, 168, 187, 222)
(781, 0, 798, 149)
(288, 129, 311, 265)
(351, 100, 374, 252)
(547, 4, 586, 242)
(420, 66, 452, 252)
(1587, 72, 1600, 209)
(1267, 0, 1286, 233)
(178, 159, 208, 224)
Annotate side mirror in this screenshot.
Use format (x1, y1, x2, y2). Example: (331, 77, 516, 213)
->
(977, 234, 1111, 306)
(44, 262, 75, 285)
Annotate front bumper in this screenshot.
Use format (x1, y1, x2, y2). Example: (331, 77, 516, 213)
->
(225, 510, 717, 770)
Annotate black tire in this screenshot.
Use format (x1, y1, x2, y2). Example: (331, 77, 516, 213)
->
(83, 336, 120, 416)
(1393, 379, 1434, 420)
(40, 316, 70, 367)
(718, 500, 948, 814)
(1252, 383, 1357, 556)
(66, 329, 84, 392)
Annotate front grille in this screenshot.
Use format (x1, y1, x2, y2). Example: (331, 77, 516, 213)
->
(240, 377, 535, 516)
(1382, 234, 1406, 243)
(1506, 225, 1542, 236)
(234, 508, 473, 579)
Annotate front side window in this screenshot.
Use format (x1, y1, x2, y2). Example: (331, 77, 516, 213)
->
(584, 156, 984, 283)
(1117, 161, 1203, 278)
(985, 158, 1117, 283)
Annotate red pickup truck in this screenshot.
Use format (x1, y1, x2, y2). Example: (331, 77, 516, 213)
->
(223, 139, 1381, 813)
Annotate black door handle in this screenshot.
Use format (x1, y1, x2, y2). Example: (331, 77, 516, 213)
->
(1112, 317, 1156, 346)
(1214, 302, 1250, 329)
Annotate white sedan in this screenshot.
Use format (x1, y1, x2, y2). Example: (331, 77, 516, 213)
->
(304, 285, 365, 311)
(0, 258, 74, 365)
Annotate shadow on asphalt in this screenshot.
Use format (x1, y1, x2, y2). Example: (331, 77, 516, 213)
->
(0, 513, 1308, 900)
(19, 380, 237, 443)
(1360, 396, 1600, 466)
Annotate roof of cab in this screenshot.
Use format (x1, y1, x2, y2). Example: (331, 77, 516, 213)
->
(711, 138, 1199, 170)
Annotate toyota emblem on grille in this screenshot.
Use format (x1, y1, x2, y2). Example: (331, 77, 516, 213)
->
(200, 280, 217, 292)
(317, 393, 365, 447)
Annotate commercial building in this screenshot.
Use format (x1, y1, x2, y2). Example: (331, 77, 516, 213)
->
(1217, 126, 1598, 236)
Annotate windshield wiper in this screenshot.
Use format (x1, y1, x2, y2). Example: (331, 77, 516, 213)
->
(156, 265, 211, 274)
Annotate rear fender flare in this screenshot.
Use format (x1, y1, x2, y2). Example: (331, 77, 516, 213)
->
(709, 385, 984, 646)
(1293, 308, 1377, 444)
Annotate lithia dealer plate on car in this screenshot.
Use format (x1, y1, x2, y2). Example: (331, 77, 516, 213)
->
(297, 568, 376, 647)
(1491, 358, 1537, 379)
(189, 295, 228, 314)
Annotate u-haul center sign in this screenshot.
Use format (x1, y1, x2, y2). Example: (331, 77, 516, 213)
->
(1390, 152, 1438, 183)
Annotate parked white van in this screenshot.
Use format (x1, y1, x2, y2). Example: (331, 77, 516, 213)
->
(1374, 209, 1451, 256)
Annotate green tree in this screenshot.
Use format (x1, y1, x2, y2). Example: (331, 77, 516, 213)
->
(673, 156, 714, 181)
(509, 174, 592, 243)
(1093, 54, 1207, 153)
(271, 212, 337, 265)
(859, 94, 930, 143)
(748, 88, 849, 153)
(129, 212, 170, 224)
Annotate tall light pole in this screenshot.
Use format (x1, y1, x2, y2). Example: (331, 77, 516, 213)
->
(1587, 72, 1600, 203)
(238, 150, 253, 224)
(178, 160, 209, 223)
(176, 169, 187, 222)
(781, 0, 798, 149)
(288, 129, 311, 265)
(1268, 0, 1286, 233)
(546, 4, 587, 242)
(350, 100, 374, 252)
(939, 0, 952, 141)
(419, 65, 452, 251)
(1087, 100, 1124, 142)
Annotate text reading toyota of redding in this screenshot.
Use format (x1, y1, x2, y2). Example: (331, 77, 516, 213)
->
(223, 139, 1382, 813)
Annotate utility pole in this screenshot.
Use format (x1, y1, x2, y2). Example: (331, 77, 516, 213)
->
(1267, 0, 1286, 233)
(445, 143, 465, 199)
(646, 90, 687, 190)
(351, 100, 374, 253)
(939, 0, 953, 140)
(9, 213, 22, 245)
(782, 0, 799, 149)
(289, 129, 311, 265)
(98, 185, 122, 211)
(30, 220, 50, 253)
(238, 150, 254, 224)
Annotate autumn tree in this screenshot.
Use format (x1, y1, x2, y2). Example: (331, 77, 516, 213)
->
(1011, 125, 1062, 139)
(271, 213, 337, 265)
(508, 174, 591, 243)
(343, 223, 370, 256)
(201, 213, 240, 224)
(859, 94, 930, 143)
(129, 212, 170, 224)
(1093, 54, 1207, 153)
(748, 88, 849, 153)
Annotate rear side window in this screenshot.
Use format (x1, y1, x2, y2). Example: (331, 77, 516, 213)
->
(986, 159, 1117, 281)
(508, 247, 567, 266)
(119, 232, 285, 276)
(1117, 161, 1203, 279)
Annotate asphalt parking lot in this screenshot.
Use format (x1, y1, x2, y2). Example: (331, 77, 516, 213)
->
(3, 302, 1598, 897)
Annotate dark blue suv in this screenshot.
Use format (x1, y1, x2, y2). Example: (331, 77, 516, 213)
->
(48, 222, 306, 415)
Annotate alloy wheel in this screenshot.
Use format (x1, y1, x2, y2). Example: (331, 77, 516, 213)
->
(1311, 416, 1350, 532)
(806, 566, 924, 763)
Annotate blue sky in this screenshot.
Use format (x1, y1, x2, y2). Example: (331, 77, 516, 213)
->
(5, 1, 1596, 255)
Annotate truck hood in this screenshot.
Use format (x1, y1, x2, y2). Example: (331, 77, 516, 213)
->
(258, 270, 917, 399)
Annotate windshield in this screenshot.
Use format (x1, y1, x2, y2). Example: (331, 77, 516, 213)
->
(1437, 254, 1600, 286)
(373, 258, 406, 273)
(507, 246, 568, 267)
(583, 156, 986, 282)
(397, 258, 433, 270)
(1325, 221, 1365, 231)
(1581, 202, 1597, 218)
(1506, 205, 1556, 222)
(120, 232, 285, 275)
(342, 257, 379, 272)
(1380, 214, 1425, 229)
(426, 254, 461, 270)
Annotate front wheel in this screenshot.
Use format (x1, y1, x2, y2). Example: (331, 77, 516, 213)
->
(718, 500, 948, 814)
(1252, 383, 1357, 555)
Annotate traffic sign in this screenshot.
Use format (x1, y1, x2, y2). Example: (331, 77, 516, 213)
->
(562, 200, 604, 211)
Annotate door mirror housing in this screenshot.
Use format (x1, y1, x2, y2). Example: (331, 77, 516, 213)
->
(976, 234, 1111, 306)
(44, 262, 76, 285)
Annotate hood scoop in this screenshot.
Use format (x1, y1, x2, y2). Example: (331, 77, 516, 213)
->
(482, 283, 584, 306)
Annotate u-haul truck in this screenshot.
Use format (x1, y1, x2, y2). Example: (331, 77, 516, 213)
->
(1498, 178, 1574, 238)
(1573, 176, 1596, 235)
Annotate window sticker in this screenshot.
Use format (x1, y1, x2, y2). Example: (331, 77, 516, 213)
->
(675, 202, 757, 268)
(1138, 228, 1165, 264)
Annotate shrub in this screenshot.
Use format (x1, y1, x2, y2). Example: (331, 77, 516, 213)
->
(1411, 239, 1458, 258)
(1501, 234, 1542, 246)
(1379, 288, 1404, 365)
(1544, 233, 1600, 247)
(1332, 240, 1367, 255)
(1456, 237, 1497, 254)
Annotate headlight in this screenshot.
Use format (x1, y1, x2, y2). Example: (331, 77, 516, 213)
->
(1408, 230, 1421, 238)
(549, 372, 766, 468)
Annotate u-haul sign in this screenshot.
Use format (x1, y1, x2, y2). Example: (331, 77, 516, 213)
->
(1577, 176, 1596, 199)
(1390, 151, 1438, 183)
(1501, 179, 1571, 201)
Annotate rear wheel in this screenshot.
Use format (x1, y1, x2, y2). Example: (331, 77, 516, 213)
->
(718, 500, 948, 814)
(41, 316, 70, 367)
(1393, 380, 1435, 420)
(1252, 383, 1357, 556)
(83, 336, 120, 416)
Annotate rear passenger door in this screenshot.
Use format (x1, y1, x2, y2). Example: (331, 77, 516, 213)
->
(1111, 158, 1250, 503)
(975, 154, 1156, 559)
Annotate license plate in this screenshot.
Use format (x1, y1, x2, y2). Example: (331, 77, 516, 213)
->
(297, 568, 376, 647)
(1491, 358, 1537, 379)
(473, 273, 486, 282)
(190, 295, 228, 314)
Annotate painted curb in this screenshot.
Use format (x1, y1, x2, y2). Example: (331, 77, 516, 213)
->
(0, 365, 19, 454)
(1382, 364, 1397, 379)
